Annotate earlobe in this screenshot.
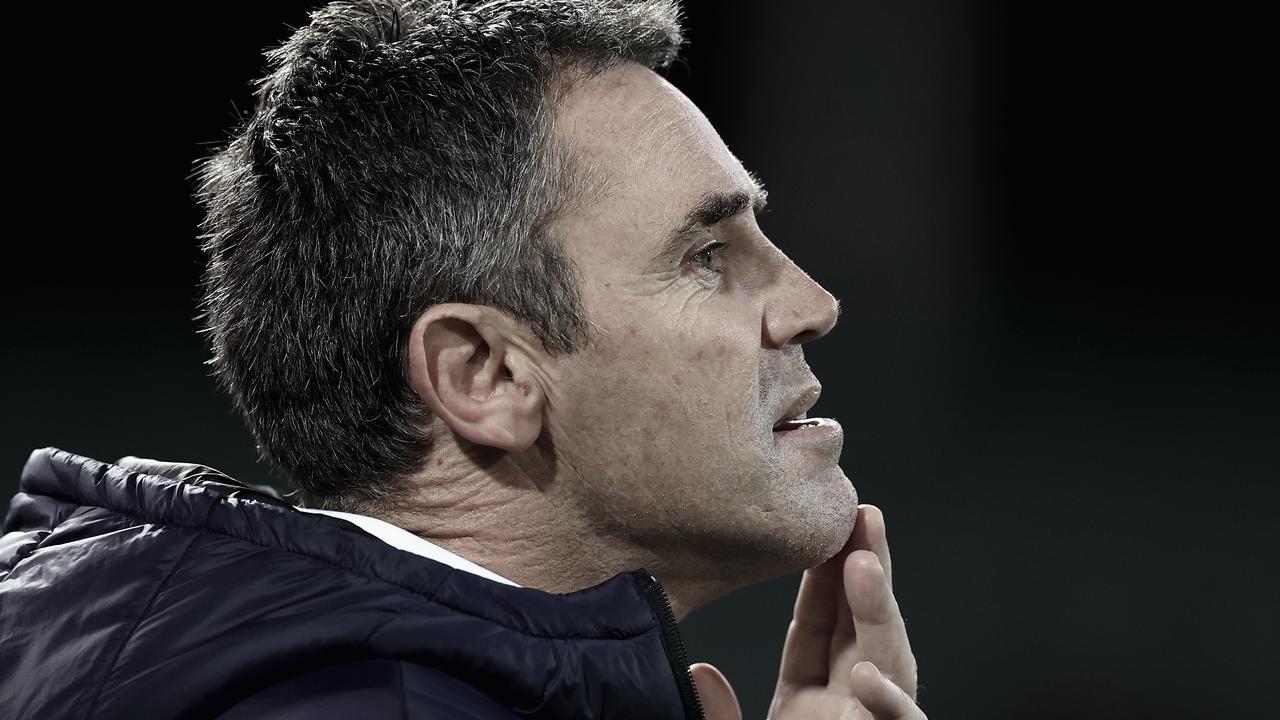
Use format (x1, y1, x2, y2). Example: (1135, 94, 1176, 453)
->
(407, 304, 546, 452)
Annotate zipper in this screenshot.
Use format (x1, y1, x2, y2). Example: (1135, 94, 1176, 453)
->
(630, 570, 707, 720)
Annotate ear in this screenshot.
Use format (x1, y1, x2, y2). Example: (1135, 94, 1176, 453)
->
(406, 303, 547, 451)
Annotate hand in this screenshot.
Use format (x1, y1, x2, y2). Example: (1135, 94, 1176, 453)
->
(691, 504, 924, 719)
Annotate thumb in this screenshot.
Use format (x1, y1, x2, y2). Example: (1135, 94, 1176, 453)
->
(690, 662, 742, 720)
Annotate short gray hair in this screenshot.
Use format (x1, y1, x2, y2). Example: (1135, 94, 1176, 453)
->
(196, 0, 684, 513)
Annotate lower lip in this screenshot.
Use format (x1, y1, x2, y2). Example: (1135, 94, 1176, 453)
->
(772, 417, 843, 440)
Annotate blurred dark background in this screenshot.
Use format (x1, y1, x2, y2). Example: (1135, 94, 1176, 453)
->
(3, 2, 1275, 718)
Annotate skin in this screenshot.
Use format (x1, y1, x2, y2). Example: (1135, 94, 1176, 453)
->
(396, 61, 925, 718)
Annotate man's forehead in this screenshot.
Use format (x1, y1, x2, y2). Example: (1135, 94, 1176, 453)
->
(558, 63, 693, 147)
(554, 63, 762, 255)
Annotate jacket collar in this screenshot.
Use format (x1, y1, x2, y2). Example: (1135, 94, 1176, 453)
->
(5, 447, 706, 720)
(291, 505, 523, 587)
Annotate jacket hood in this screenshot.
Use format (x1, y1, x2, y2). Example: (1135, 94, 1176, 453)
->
(0, 447, 704, 719)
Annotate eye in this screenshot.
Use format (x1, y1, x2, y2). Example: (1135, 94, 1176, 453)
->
(689, 241, 728, 274)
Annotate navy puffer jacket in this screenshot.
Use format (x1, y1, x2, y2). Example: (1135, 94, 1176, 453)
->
(0, 448, 706, 719)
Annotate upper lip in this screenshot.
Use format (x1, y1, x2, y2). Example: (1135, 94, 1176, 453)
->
(774, 384, 822, 427)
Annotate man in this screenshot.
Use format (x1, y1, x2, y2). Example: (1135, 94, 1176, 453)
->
(0, 1, 924, 718)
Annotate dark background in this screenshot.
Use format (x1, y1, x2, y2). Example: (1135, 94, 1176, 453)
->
(3, 2, 1275, 718)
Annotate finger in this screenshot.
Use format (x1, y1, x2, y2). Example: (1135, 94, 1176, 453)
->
(689, 663, 743, 720)
(841, 550, 917, 696)
(775, 502, 862, 686)
(851, 661, 926, 719)
(775, 542, 847, 686)
(829, 505, 888, 646)
(851, 504, 892, 589)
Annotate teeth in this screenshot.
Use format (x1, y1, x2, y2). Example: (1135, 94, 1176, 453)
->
(773, 412, 810, 430)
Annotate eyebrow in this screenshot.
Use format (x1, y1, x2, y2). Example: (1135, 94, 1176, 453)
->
(652, 173, 769, 265)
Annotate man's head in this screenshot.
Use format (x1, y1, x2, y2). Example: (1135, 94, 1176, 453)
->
(200, 0, 855, 582)
(199, 0, 682, 511)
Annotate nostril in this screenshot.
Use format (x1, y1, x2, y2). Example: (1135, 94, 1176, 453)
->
(789, 328, 823, 345)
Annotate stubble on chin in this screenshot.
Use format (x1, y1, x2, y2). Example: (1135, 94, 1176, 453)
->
(763, 470, 859, 572)
(687, 482, 855, 587)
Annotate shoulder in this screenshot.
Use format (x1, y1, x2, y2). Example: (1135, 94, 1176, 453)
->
(216, 658, 520, 720)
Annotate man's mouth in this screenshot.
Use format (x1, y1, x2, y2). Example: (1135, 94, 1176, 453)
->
(772, 384, 825, 433)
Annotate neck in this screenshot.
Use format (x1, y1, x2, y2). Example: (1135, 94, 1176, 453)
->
(375, 434, 755, 621)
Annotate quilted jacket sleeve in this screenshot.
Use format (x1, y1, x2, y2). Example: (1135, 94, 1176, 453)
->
(215, 658, 522, 719)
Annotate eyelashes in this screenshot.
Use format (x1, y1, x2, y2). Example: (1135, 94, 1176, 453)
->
(689, 241, 728, 274)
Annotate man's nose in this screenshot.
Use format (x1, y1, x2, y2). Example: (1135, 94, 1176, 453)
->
(761, 255, 840, 348)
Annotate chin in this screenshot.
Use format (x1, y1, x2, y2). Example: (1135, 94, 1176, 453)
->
(738, 464, 857, 577)
(796, 464, 859, 566)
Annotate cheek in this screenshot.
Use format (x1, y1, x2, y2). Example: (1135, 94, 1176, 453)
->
(559, 272, 768, 449)
(677, 333, 762, 431)
(592, 316, 763, 444)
